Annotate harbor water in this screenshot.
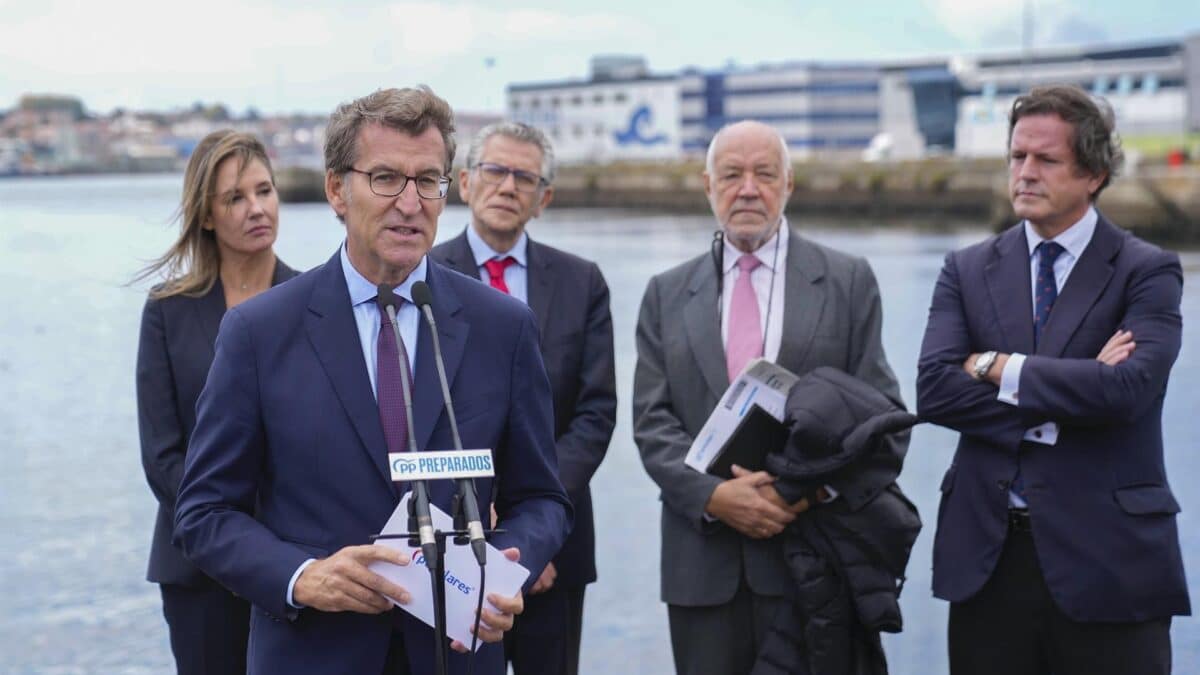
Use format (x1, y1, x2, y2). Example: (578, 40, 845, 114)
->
(2, 173, 1198, 673)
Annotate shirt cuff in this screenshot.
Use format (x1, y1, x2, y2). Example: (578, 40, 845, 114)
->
(287, 558, 317, 609)
(997, 353, 1025, 406)
(1022, 422, 1059, 445)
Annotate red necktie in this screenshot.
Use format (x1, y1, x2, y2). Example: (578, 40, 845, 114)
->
(484, 256, 516, 294)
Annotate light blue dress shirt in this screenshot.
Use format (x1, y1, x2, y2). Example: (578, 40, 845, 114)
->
(287, 243, 426, 608)
(465, 224, 529, 304)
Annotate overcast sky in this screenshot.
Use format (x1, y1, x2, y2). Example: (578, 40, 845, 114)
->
(2, 0, 1198, 116)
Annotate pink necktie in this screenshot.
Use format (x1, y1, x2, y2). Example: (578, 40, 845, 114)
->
(726, 254, 763, 382)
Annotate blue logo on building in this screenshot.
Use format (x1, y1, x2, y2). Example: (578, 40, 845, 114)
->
(614, 105, 668, 146)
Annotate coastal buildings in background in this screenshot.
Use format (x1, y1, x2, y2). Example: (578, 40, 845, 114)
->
(3, 32, 1199, 177)
(0, 96, 500, 176)
(509, 31, 1200, 163)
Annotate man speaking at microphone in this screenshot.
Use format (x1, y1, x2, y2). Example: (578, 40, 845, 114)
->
(174, 86, 571, 675)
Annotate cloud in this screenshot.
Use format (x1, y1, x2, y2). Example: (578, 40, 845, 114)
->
(384, 2, 640, 62)
(925, 0, 1109, 49)
(0, 0, 647, 112)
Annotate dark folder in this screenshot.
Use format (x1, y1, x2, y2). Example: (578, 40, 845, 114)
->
(705, 404, 788, 480)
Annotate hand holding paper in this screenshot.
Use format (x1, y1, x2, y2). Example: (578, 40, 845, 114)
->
(369, 493, 530, 650)
(293, 545, 413, 613)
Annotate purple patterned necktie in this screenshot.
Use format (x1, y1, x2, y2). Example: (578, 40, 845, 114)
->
(376, 299, 412, 457)
(726, 254, 764, 382)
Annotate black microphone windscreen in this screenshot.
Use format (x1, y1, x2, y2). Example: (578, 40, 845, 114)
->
(411, 281, 434, 309)
(376, 283, 399, 311)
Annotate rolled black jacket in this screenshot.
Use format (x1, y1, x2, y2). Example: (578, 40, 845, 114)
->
(752, 367, 921, 675)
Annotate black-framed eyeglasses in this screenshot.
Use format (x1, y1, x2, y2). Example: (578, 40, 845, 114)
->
(347, 168, 451, 199)
(472, 162, 548, 193)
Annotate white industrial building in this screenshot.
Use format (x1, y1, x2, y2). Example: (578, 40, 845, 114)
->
(507, 56, 680, 164)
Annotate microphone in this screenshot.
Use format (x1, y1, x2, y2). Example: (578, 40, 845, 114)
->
(376, 284, 438, 569)
(412, 280, 488, 567)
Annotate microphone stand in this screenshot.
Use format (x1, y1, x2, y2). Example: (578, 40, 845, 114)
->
(380, 300, 446, 675)
(374, 288, 503, 675)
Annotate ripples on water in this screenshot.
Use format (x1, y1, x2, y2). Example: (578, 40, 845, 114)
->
(2, 174, 1197, 673)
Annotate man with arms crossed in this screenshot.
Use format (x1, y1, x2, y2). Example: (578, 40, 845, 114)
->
(431, 122, 616, 675)
(633, 120, 904, 675)
(174, 86, 571, 675)
(917, 84, 1189, 674)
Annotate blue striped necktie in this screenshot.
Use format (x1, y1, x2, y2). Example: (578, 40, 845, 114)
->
(1033, 241, 1066, 347)
(1014, 240, 1066, 503)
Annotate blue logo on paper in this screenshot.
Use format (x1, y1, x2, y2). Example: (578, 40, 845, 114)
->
(614, 105, 668, 146)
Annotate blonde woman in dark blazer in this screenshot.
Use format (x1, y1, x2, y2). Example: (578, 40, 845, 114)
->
(134, 130, 298, 674)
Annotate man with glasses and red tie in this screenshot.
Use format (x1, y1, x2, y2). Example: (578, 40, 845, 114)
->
(431, 122, 616, 675)
(174, 87, 571, 675)
(917, 85, 1188, 675)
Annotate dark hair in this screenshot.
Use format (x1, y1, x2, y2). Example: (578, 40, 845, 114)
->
(1008, 84, 1124, 198)
(133, 130, 274, 298)
(324, 85, 456, 176)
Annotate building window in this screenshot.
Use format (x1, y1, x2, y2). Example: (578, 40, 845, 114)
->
(510, 98, 520, 110)
(550, 96, 561, 108)
(573, 125, 584, 138)
(1092, 76, 1109, 95)
(614, 92, 628, 103)
(1143, 74, 1160, 94)
(595, 124, 605, 136)
(593, 93, 605, 105)
(1116, 74, 1134, 96)
(571, 95, 583, 106)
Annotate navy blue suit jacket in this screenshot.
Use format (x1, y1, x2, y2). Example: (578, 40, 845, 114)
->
(917, 215, 1190, 622)
(431, 231, 616, 589)
(137, 259, 298, 586)
(174, 251, 572, 674)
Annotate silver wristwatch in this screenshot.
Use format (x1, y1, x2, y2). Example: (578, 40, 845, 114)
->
(972, 350, 998, 380)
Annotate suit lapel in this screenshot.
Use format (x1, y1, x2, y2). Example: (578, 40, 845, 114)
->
(525, 239, 554, 343)
(775, 233, 827, 373)
(440, 230, 479, 278)
(984, 225, 1036, 355)
(304, 252, 394, 493)
(412, 262, 468, 452)
(1037, 216, 1121, 357)
(684, 259, 729, 401)
(194, 281, 226, 360)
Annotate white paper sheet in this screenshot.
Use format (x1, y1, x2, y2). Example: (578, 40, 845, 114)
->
(369, 493, 531, 649)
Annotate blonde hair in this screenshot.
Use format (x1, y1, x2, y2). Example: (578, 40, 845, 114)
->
(133, 130, 274, 298)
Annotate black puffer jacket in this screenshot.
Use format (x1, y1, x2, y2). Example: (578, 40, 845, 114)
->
(752, 367, 921, 675)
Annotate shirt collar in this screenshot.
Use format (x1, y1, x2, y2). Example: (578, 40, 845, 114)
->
(723, 216, 789, 274)
(466, 224, 528, 268)
(339, 241, 428, 307)
(1023, 205, 1097, 261)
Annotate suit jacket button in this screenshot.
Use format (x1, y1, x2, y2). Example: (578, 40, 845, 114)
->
(997, 480, 1009, 491)
(1034, 430, 1043, 439)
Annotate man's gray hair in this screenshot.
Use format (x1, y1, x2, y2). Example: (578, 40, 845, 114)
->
(704, 120, 791, 173)
(466, 122, 557, 184)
